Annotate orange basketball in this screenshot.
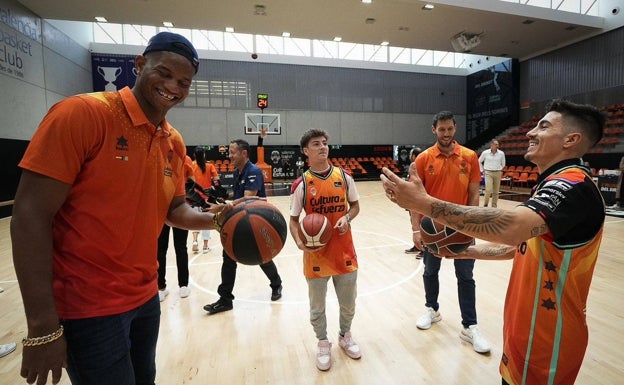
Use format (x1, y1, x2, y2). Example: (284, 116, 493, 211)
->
(419, 216, 473, 256)
(298, 213, 333, 248)
(219, 200, 287, 265)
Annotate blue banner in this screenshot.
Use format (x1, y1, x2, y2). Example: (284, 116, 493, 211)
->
(91, 54, 136, 91)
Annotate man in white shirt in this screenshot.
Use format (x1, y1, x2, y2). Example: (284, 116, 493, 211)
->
(478, 140, 506, 207)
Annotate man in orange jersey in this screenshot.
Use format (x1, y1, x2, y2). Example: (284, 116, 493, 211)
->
(381, 99, 606, 385)
(11, 32, 234, 385)
(289, 129, 361, 371)
(410, 111, 491, 354)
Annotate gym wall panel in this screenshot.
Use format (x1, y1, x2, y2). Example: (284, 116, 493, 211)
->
(284, 110, 341, 145)
(520, 26, 624, 104)
(42, 47, 91, 99)
(0, 75, 47, 139)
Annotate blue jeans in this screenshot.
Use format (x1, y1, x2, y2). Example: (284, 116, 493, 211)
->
(422, 250, 477, 327)
(62, 294, 161, 385)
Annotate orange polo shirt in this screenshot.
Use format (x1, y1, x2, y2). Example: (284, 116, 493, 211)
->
(19, 87, 187, 319)
(415, 141, 481, 204)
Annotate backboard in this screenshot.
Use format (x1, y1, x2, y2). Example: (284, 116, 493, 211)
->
(245, 113, 281, 135)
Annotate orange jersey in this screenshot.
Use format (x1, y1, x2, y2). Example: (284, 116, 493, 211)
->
(415, 142, 481, 204)
(502, 163, 605, 384)
(291, 166, 359, 278)
(18, 87, 187, 319)
(193, 161, 218, 189)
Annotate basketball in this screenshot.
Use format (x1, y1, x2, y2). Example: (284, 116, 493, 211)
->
(219, 200, 288, 265)
(419, 216, 473, 256)
(298, 213, 333, 249)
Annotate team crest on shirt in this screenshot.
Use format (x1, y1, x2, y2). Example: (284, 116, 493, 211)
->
(116, 136, 129, 151)
(459, 159, 468, 175)
(310, 187, 318, 196)
(114, 136, 129, 161)
(163, 150, 174, 177)
(427, 165, 435, 175)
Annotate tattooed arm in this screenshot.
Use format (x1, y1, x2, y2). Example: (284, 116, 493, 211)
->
(381, 164, 549, 246)
(444, 242, 517, 260)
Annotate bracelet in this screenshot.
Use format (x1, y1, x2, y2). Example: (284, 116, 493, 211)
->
(22, 325, 64, 347)
(345, 214, 351, 223)
(213, 211, 222, 232)
(412, 230, 420, 233)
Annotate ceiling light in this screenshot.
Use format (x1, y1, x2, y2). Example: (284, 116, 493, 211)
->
(380, 41, 389, 46)
(365, 18, 376, 24)
(333, 36, 342, 42)
(362, 0, 372, 3)
(163, 21, 174, 27)
(225, 27, 234, 33)
(422, 4, 434, 10)
(95, 16, 107, 23)
(282, 32, 290, 37)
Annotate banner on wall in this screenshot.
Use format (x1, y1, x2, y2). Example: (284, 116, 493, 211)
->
(466, 59, 519, 142)
(91, 54, 136, 91)
(265, 146, 300, 180)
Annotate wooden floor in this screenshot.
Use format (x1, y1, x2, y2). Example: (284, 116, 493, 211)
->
(1, 181, 623, 384)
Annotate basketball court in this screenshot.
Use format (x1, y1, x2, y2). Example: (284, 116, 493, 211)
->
(1, 181, 622, 384)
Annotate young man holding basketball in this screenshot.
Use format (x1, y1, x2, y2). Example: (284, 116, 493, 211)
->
(11, 32, 234, 385)
(289, 128, 361, 371)
(203, 139, 283, 314)
(410, 111, 491, 354)
(381, 100, 606, 384)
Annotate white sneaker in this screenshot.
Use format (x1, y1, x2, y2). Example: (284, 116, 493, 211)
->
(158, 288, 169, 302)
(203, 246, 210, 253)
(338, 332, 361, 359)
(192, 241, 199, 253)
(316, 340, 332, 371)
(179, 286, 191, 298)
(0, 342, 16, 358)
(416, 307, 442, 330)
(460, 324, 491, 353)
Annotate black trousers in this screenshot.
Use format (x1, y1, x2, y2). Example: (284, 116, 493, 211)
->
(157, 224, 189, 289)
(217, 252, 282, 301)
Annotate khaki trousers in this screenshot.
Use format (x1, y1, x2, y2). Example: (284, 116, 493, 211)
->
(484, 170, 502, 207)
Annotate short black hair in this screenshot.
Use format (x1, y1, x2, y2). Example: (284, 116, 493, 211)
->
(432, 111, 455, 127)
(230, 139, 250, 155)
(546, 99, 605, 146)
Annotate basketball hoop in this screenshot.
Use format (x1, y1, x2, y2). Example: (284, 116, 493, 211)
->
(260, 128, 268, 138)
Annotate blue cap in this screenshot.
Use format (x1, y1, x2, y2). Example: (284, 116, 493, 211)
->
(143, 32, 199, 73)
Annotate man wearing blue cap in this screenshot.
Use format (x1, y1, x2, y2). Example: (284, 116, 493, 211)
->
(12, 32, 227, 385)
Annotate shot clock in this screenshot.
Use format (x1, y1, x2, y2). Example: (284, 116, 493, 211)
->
(257, 93, 268, 109)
